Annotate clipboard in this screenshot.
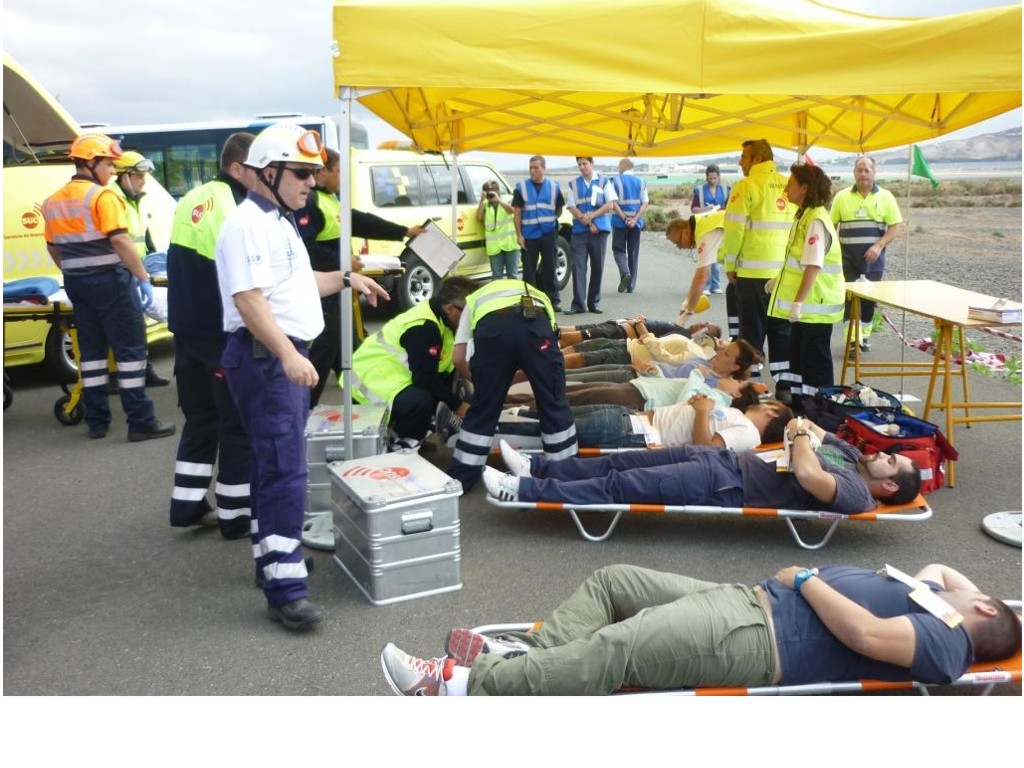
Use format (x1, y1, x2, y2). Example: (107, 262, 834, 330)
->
(406, 220, 465, 277)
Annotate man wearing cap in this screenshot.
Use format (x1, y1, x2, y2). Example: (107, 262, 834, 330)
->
(42, 134, 176, 442)
(111, 150, 170, 387)
(215, 123, 388, 631)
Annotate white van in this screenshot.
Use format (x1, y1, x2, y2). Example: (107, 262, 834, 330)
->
(351, 148, 571, 310)
(3, 54, 175, 380)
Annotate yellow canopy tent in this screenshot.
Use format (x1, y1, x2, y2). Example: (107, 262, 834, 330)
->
(331, 0, 1021, 156)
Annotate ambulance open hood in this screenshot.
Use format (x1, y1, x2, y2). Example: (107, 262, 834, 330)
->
(3, 53, 80, 161)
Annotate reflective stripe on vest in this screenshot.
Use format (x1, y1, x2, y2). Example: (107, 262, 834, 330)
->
(571, 176, 612, 234)
(517, 179, 558, 239)
(43, 181, 122, 272)
(483, 203, 518, 255)
(610, 174, 645, 229)
(351, 301, 454, 406)
(465, 278, 556, 331)
(768, 207, 845, 324)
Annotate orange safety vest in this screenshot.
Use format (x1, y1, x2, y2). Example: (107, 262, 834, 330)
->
(43, 177, 127, 274)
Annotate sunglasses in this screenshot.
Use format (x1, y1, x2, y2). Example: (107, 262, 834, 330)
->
(283, 166, 318, 180)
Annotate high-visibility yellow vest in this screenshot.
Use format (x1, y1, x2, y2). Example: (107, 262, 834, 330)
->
(723, 161, 794, 278)
(482, 203, 518, 255)
(464, 278, 556, 332)
(110, 182, 148, 258)
(351, 300, 454, 406)
(695, 209, 726, 262)
(768, 206, 845, 324)
(314, 189, 341, 242)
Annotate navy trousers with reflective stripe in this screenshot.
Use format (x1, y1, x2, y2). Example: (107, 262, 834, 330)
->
(63, 269, 155, 431)
(449, 310, 576, 491)
(170, 334, 251, 538)
(223, 332, 309, 607)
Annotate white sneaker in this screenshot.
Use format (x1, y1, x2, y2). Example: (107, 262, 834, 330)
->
(499, 439, 532, 477)
(482, 466, 520, 501)
(379, 643, 450, 696)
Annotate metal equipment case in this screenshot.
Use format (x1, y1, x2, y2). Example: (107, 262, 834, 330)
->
(306, 403, 388, 514)
(330, 452, 462, 605)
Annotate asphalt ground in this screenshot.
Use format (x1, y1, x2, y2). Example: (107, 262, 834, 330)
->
(2, 232, 1020, 757)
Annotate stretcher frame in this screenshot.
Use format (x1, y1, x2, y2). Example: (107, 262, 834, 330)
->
(485, 493, 932, 548)
(471, 599, 1022, 696)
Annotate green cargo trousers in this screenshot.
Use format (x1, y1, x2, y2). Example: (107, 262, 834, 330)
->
(468, 564, 776, 695)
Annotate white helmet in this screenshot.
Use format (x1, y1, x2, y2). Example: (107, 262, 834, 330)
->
(246, 123, 326, 169)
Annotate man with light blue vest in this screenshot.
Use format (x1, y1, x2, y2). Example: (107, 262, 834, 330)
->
(610, 158, 649, 294)
(513, 156, 565, 310)
(566, 157, 617, 315)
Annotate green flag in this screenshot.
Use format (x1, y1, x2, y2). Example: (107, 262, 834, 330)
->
(911, 145, 940, 189)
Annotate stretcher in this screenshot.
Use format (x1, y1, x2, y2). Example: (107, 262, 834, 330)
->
(3, 297, 85, 423)
(483, 445, 933, 548)
(472, 599, 1022, 696)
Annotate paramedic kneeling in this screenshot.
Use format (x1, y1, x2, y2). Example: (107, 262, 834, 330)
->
(483, 416, 920, 514)
(381, 562, 1021, 695)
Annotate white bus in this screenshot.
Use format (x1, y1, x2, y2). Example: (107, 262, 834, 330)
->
(85, 114, 369, 198)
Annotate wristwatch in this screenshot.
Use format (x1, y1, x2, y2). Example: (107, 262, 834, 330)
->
(794, 568, 816, 593)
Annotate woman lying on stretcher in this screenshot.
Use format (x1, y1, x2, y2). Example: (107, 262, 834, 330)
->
(494, 374, 792, 453)
(509, 338, 763, 408)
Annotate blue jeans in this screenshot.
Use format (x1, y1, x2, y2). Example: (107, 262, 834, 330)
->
(520, 444, 745, 506)
(705, 262, 723, 292)
(489, 249, 521, 280)
(499, 404, 646, 448)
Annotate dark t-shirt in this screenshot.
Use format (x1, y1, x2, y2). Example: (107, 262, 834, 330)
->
(763, 566, 973, 685)
(738, 434, 875, 514)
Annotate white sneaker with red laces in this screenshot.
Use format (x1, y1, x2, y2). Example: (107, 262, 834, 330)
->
(380, 643, 453, 696)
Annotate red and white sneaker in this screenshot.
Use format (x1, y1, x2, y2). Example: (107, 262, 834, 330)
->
(380, 643, 453, 696)
(445, 628, 529, 667)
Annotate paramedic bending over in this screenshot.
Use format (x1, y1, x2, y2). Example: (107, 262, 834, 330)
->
(380, 561, 1021, 696)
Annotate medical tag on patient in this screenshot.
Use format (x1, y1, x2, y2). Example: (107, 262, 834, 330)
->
(629, 415, 661, 449)
(883, 564, 964, 629)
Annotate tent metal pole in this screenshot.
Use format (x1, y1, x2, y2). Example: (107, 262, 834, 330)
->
(339, 87, 355, 458)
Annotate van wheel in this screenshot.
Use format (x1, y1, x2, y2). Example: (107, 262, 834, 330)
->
(555, 236, 571, 290)
(397, 257, 438, 310)
(45, 326, 78, 383)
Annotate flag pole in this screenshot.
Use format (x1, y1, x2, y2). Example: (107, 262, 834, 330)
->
(896, 145, 914, 401)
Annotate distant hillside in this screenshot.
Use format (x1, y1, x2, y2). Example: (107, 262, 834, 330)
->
(820, 128, 1021, 165)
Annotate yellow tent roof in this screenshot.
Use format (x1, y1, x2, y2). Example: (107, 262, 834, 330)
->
(331, 0, 1022, 155)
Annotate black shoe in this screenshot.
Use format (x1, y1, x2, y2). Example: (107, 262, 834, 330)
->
(146, 369, 171, 387)
(618, 273, 631, 293)
(267, 598, 323, 630)
(128, 420, 176, 442)
(88, 426, 108, 439)
(588, 307, 603, 314)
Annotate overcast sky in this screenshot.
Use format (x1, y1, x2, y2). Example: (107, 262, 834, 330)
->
(4, 0, 1021, 169)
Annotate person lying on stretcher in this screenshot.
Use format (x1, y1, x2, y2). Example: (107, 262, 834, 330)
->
(557, 314, 720, 348)
(561, 318, 724, 371)
(381, 561, 1021, 696)
(483, 417, 922, 515)
(492, 380, 790, 453)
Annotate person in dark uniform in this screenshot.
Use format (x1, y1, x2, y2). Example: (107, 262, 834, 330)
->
(166, 132, 256, 538)
(446, 279, 577, 491)
(296, 147, 426, 406)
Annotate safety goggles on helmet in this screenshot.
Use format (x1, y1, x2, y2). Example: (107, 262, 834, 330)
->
(246, 123, 326, 169)
(295, 130, 327, 163)
(114, 151, 155, 175)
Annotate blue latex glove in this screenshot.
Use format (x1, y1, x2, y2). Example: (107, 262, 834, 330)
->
(138, 279, 154, 310)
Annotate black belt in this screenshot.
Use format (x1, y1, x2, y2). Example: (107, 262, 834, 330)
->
(233, 327, 310, 353)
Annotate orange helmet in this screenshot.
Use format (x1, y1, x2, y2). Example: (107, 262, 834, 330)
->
(69, 134, 123, 161)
